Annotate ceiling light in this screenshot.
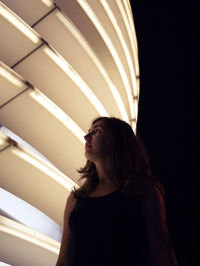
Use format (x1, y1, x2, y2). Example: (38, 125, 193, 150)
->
(0, 2, 40, 44)
(0, 262, 12, 266)
(116, 0, 138, 60)
(43, 47, 109, 117)
(0, 131, 8, 148)
(0, 216, 60, 254)
(11, 147, 78, 191)
(55, 12, 128, 122)
(77, 0, 136, 121)
(40, 0, 54, 8)
(123, 0, 138, 51)
(0, 64, 25, 88)
(100, 1, 138, 97)
(29, 89, 85, 144)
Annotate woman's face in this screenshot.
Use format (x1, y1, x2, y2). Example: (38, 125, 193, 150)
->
(84, 120, 114, 163)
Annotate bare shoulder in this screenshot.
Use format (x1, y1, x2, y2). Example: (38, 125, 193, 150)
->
(64, 191, 78, 218)
(56, 191, 77, 265)
(68, 191, 77, 203)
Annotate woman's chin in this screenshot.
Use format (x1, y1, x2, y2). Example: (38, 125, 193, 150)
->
(84, 150, 92, 160)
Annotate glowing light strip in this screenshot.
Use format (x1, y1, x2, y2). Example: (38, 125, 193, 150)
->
(77, 0, 136, 120)
(131, 121, 136, 133)
(11, 147, 77, 191)
(0, 139, 5, 146)
(0, 262, 12, 266)
(0, 188, 62, 242)
(116, 0, 139, 75)
(0, 216, 60, 254)
(0, 2, 40, 44)
(40, 0, 54, 8)
(1, 126, 53, 166)
(117, 0, 138, 53)
(29, 89, 85, 144)
(123, 0, 138, 53)
(43, 47, 108, 117)
(55, 11, 128, 122)
(136, 77, 140, 103)
(0, 131, 7, 147)
(123, 0, 140, 80)
(134, 98, 138, 124)
(100, 1, 138, 97)
(55, 13, 128, 122)
(0, 64, 25, 88)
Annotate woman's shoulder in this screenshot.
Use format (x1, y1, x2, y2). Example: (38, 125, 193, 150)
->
(64, 191, 78, 216)
(142, 177, 165, 197)
(68, 191, 78, 204)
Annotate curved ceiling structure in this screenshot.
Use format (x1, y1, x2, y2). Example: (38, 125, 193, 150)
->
(0, 0, 140, 265)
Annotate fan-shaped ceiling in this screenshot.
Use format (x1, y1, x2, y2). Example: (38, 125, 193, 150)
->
(0, 0, 139, 265)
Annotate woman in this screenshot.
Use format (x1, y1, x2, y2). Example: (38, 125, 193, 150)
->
(56, 117, 178, 266)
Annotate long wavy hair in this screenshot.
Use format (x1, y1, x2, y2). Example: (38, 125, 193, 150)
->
(72, 117, 164, 199)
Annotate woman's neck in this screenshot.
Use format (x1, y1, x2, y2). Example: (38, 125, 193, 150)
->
(95, 163, 117, 189)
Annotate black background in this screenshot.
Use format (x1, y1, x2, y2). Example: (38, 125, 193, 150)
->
(130, 1, 196, 266)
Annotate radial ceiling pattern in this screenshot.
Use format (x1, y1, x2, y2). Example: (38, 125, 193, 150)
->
(0, 0, 139, 265)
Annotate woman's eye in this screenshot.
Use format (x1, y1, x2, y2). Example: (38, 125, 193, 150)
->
(89, 128, 101, 135)
(91, 129, 100, 135)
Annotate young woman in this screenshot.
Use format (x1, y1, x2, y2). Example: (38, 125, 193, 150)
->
(56, 117, 178, 266)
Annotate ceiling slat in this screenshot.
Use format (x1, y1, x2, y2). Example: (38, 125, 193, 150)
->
(0, 216, 59, 266)
(0, 2, 42, 67)
(13, 46, 105, 132)
(0, 188, 62, 241)
(0, 63, 28, 107)
(33, 9, 126, 121)
(0, 0, 54, 26)
(0, 88, 86, 183)
(0, 142, 70, 225)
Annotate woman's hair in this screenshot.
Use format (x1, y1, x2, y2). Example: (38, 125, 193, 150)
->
(72, 117, 164, 199)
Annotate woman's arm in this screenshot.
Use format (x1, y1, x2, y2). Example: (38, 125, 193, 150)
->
(142, 181, 178, 266)
(56, 192, 77, 266)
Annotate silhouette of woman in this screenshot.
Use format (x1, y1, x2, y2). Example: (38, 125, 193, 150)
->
(56, 117, 178, 266)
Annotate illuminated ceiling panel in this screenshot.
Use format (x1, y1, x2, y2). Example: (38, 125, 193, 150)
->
(0, 188, 62, 241)
(0, 130, 75, 225)
(55, 0, 133, 119)
(13, 46, 107, 132)
(0, 262, 12, 265)
(0, 130, 9, 150)
(99, 0, 138, 96)
(0, 63, 86, 180)
(33, 9, 126, 121)
(105, 0, 139, 75)
(84, 0, 133, 88)
(0, 88, 86, 182)
(0, 216, 59, 266)
(116, 0, 139, 75)
(0, 62, 28, 107)
(0, 0, 54, 26)
(0, 2, 41, 67)
(0, 0, 140, 264)
(76, 0, 137, 119)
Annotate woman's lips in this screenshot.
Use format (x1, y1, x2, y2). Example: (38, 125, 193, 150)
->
(85, 144, 92, 149)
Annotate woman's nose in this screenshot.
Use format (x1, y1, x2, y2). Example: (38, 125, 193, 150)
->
(84, 133, 91, 141)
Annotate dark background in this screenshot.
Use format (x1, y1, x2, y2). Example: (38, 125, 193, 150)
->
(130, 1, 196, 266)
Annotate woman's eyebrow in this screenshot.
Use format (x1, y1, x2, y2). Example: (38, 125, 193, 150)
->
(88, 125, 103, 133)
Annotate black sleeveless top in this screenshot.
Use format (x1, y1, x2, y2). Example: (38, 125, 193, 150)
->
(68, 190, 151, 266)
